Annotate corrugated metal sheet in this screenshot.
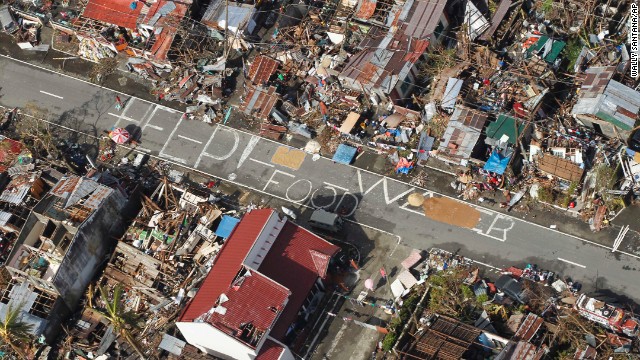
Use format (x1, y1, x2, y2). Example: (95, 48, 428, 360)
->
(438, 106, 488, 160)
(180, 209, 275, 322)
(248, 56, 279, 85)
(403, 0, 447, 40)
(258, 221, 339, 340)
(82, 0, 142, 29)
(355, 0, 376, 19)
(241, 85, 279, 120)
(572, 68, 640, 130)
(442, 78, 464, 110)
(0, 184, 30, 205)
(83, 185, 113, 210)
(0, 211, 12, 226)
(479, 0, 512, 40)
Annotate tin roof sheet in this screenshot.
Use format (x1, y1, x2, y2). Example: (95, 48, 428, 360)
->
(82, 0, 142, 29)
(355, 0, 377, 19)
(249, 56, 280, 85)
(402, 0, 447, 40)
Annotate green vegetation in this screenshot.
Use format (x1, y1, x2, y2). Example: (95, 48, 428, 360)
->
(536, 185, 556, 204)
(565, 37, 584, 72)
(0, 305, 34, 358)
(561, 181, 579, 208)
(541, 0, 554, 13)
(381, 292, 422, 351)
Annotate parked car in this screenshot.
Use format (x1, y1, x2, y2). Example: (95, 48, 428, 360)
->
(308, 209, 343, 233)
(0, 6, 18, 34)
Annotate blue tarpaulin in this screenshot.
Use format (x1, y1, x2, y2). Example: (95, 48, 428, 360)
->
(483, 151, 511, 174)
(215, 215, 240, 239)
(332, 144, 357, 165)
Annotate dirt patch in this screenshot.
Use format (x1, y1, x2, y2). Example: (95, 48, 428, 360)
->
(271, 146, 306, 170)
(422, 197, 481, 228)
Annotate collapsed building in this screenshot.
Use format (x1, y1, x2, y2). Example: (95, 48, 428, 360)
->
(0, 173, 129, 342)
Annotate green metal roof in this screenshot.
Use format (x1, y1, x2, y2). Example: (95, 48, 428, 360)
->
(595, 110, 634, 131)
(486, 114, 525, 144)
(545, 40, 566, 62)
(526, 35, 566, 63)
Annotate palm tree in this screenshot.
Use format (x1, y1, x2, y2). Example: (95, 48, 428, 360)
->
(0, 305, 34, 358)
(96, 284, 146, 359)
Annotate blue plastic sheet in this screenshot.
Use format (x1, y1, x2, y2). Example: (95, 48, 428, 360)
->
(332, 144, 357, 165)
(483, 151, 511, 174)
(215, 215, 241, 239)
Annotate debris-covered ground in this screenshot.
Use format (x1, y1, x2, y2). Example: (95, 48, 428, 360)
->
(2, 0, 640, 357)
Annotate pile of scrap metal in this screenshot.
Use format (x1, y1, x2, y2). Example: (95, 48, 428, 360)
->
(151, 61, 232, 123)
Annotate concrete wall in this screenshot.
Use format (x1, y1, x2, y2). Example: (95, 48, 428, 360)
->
(52, 192, 125, 309)
(176, 322, 257, 360)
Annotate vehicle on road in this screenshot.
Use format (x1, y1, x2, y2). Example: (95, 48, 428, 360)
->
(0, 6, 18, 34)
(576, 294, 640, 337)
(309, 209, 343, 233)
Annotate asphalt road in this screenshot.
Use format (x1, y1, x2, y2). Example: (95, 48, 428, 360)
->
(2, 55, 640, 304)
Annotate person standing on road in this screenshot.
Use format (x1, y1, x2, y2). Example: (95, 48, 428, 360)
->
(115, 96, 123, 110)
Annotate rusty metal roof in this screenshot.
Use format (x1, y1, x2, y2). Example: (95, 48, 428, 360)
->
(240, 85, 279, 121)
(355, 0, 376, 19)
(248, 56, 279, 86)
(403, 315, 481, 360)
(579, 66, 616, 98)
(513, 313, 543, 342)
(50, 176, 113, 210)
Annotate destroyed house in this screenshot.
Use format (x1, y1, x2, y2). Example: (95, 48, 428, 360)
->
(437, 106, 489, 163)
(1, 174, 127, 342)
(76, 0, 191, 62)
(103, 242, 171, 309)
(400, 314, 482, 359)
(177, 209, 339, 360)
(571, 66, 640, 138)
(339, 0, 453, 102)
(201, 0, 255, 35)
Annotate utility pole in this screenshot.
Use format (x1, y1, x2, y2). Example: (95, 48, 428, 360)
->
(223, 0, 229, 58)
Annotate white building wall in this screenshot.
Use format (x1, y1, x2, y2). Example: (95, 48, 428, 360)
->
(243, 211, 284, 268)
(176, 322, 257, 360)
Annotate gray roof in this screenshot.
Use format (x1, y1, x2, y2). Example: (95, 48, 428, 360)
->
(572, 67, 640, 130)
(442, 78, 464, 110)
(403, 0, 448, 39)
(438, 106, 488, 160)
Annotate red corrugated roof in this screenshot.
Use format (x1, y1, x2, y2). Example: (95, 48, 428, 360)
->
(205, 269, 289, 338)
(82, 0, 142, 29)
(179, 209, 273, 322)
(249, 56, 279, 85)
(256, 339, 285, 360)
(258, 222, 339, 340)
